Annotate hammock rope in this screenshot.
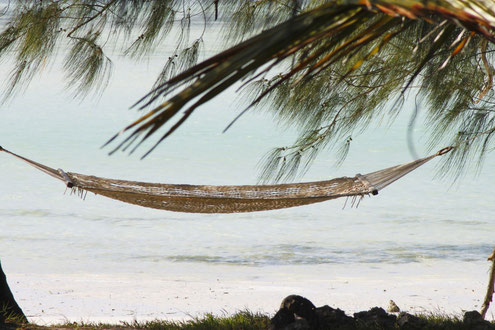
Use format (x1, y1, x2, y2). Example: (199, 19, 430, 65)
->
(0, 146, 453, 213)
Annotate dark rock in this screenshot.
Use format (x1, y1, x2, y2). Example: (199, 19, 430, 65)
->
(462, 310, 495, 330)
(270, 308, 312, 330)
(464, 310, 484, 322)
(396, 312, 427, 330)
(280, 295, 318, 328)
(280, 295, 317, 319)
(354, 307, 396, 329)
(284, 318, 311, 330)
(270, 307, 296, 330)
(315, 305, 355, 329)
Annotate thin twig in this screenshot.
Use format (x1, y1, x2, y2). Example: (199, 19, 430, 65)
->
(481, 247, 495, 319)
(66, 0, 116, 39)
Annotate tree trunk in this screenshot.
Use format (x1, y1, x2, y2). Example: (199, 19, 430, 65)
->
(0, 260, 27, 324)
(481, 248, 495, 319)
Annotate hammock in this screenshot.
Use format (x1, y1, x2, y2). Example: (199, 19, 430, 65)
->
(0, 146, 452, 213)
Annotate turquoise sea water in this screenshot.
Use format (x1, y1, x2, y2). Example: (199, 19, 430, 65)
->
(0, 12, 494, 310)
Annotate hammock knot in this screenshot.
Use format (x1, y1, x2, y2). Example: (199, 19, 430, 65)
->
(57, 168, 74, 188)
(436, 146, 454, 156)
(355, 173, 378, 195)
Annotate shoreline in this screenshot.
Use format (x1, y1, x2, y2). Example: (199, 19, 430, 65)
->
(7, 260, 494, 325)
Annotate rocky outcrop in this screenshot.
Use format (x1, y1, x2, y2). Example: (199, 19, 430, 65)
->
(270, 295, 495, 330)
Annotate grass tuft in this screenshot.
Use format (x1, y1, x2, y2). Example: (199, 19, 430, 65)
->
(5, 309, 495, 329)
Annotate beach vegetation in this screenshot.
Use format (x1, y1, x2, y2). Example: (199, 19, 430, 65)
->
(1, 1, 495, 181)
(4, 309, 495, 329)
(0, 1, 493, 180)
(8, 311, 271, 329)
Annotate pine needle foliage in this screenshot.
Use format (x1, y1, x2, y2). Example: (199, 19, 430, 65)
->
(105, 0, 495, 181)
(1, 1, 495, 180)
(0, 0, 211, 99)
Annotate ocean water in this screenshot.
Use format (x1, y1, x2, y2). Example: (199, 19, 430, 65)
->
(0, 12, 494, 321)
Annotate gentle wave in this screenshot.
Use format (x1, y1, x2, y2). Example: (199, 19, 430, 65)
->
(129, 243, 494, 266)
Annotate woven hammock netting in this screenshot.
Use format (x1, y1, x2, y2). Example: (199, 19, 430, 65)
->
(0, 146, 452, 213)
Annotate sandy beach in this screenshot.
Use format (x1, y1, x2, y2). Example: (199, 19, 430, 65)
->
(7, 260, 493, 325)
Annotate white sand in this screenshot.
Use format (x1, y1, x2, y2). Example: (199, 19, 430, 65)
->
(7, 260, 495, 325)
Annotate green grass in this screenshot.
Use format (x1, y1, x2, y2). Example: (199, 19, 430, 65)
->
(123, 312, 271, 330)
(2, 310, 494, 330)
(6, 311, 271, 330)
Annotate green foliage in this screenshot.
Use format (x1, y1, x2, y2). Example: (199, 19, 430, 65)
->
(0, 0, 211, 99)
(124, 1, 176, 58)
(223, 0, 298, 43)
(251, 15, 495, 181)
(0, 302, 27, 326)
(64, 31, 111, 97)
(12, 311, 271, 329)
(126, 311, 271, 330)
(1, 1, 495, 181)
(222, 1, 495, 181)
(1, 1, 62, 98)
(9, 310, 495, 329)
